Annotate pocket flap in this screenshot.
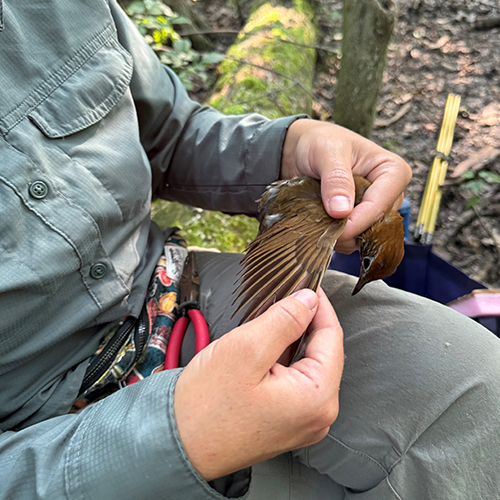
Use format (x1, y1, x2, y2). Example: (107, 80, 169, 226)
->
(28, 38, 133, 138)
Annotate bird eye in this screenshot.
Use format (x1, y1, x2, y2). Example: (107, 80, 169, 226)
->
(362, 256, 374, 271)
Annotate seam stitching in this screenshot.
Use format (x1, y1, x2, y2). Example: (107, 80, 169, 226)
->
(0, 138, 104, 310)
(386, 476, 404, 500)
(51, 142, 125, 224)
(32, 39, 133, 138)
(0, 171, 103, 310)
(4, 137, 130, 298)
(0, 23, 115, 134)
(326, 433, 389, 475)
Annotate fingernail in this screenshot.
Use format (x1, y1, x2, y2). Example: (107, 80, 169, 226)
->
(328, 195, 351, 214)
(291, 289, 318, 310)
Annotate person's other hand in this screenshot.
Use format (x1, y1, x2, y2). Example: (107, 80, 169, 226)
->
(281, 119, 412, 253)
(173, 287, 343, 482)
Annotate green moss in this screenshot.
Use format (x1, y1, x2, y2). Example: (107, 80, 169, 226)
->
(293, 0, 315, 18)
(241, 76, 268, 91)
(151, 200, 259, 253)
(208, 1, 316, 118)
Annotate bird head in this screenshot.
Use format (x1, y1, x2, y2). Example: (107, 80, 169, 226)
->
(352, 211, 405, 295)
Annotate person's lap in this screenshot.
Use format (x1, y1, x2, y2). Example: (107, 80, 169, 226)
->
(180, 251, 500, 499)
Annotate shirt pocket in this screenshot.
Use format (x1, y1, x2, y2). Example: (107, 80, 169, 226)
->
(28, 36, 133, 139)
(24, 32, 152, 229)
(2, 31, 155, 342)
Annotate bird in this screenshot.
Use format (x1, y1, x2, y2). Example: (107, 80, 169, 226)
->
(231, 175, 405, 329)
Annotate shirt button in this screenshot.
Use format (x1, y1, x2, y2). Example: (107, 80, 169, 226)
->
(90, 262, 108, 280)
(29, 181, 49, 199)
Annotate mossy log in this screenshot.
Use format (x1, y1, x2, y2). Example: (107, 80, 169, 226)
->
(208, 0, 317, 118)
(333, 0, 397, 138)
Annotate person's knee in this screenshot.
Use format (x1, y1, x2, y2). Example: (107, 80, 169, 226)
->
(313, 273, 500, 473)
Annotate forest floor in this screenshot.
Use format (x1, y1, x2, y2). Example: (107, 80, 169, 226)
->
(190, 0, 500, 288)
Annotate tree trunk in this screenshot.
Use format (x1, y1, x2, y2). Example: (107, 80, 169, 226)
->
(207, 0, 317, 118)
(333, 0, 397, 138)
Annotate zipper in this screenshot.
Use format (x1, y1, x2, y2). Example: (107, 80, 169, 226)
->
(79, 308, 149, 396)
(133, 308, 149, 360)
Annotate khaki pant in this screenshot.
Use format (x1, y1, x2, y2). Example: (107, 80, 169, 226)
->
(180, 252, 500, 499)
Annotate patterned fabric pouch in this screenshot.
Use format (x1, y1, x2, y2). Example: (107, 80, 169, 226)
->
(72, 231, 188, 410)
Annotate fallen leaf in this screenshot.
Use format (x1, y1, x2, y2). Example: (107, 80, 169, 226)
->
(451, 146, 500, 177)
(429, 35, 450, 50)
(479, 102, 500, 127)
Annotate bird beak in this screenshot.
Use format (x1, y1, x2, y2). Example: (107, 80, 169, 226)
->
(352, 274, 368, 296)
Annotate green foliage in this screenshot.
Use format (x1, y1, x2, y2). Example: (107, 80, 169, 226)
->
(160, 38, 224, 90)
(151, 200, 259, 253)
(460, 170, 500, 209)
(126, 0, 223, 90)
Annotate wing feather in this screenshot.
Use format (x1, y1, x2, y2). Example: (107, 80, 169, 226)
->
(232, 179, 347, 325)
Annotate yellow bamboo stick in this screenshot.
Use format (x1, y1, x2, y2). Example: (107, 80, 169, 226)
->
(420, 94, 461, 242)
(416, 157, 440, 231)
(426, 159, 448, 240)
(415, 94, 455, 236)
(436, 94, 454, 152)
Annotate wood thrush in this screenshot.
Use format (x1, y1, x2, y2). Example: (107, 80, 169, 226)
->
(232, 175, 405, 326)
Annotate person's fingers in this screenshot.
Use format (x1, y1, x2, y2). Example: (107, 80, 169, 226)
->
(293, 287, 344, 388)
(285, 120, 356, 219)
(340, 145, 411, 240)
(224, 289, 319, 378)
(281, 120, 411, 240)
(309, 143, 356, 219)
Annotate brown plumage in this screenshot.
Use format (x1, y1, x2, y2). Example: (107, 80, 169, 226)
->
(232, 175, 405, 330)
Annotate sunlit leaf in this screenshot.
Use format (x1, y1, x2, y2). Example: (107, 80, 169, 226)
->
(171, 16, 192, 25)
(202, 52, 225, 64)
(173, 37, 192, 52)
(465, 195, 480, 209)
(478, 171, 500, 184)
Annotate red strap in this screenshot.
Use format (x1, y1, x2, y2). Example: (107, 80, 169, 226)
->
(164, 316, 189, 370)
(188, 309, 210, 353)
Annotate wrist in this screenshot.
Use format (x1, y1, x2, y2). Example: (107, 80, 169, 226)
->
(280, 118, 313, 180)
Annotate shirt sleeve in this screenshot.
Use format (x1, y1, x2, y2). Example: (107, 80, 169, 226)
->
(0, 369, 249, 500)
(109, 0, 307, 215)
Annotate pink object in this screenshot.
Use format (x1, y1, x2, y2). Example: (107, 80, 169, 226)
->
(448, 289, 500, 318)
(164, 310, 210, 370)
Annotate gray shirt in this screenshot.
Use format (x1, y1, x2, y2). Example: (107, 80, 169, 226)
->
(0, 1, 301, 497)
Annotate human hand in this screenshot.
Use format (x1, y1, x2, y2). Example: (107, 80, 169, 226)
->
(281, 119, 412, 253)
(173, 287, 343, 482)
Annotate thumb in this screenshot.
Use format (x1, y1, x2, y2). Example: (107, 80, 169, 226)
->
(228, 289, 318, 376)
(320, 166, 356, 220)
(306, 136, 356, 219)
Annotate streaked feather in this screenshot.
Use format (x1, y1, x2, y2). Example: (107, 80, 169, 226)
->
(232, 177, 346, 324)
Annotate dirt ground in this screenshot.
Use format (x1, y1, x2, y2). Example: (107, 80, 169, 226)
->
(191, 0, 500, 288)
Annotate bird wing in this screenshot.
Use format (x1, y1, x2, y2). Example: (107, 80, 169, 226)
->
(232, 204, 346, 324)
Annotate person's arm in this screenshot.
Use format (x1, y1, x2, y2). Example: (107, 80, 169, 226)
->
(0, 288, 342, 500)
(174, 288, 344, 481)
(111, 1, 411, 238)
(109, 0, 306, 215)
(0, 368, 238, 499)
